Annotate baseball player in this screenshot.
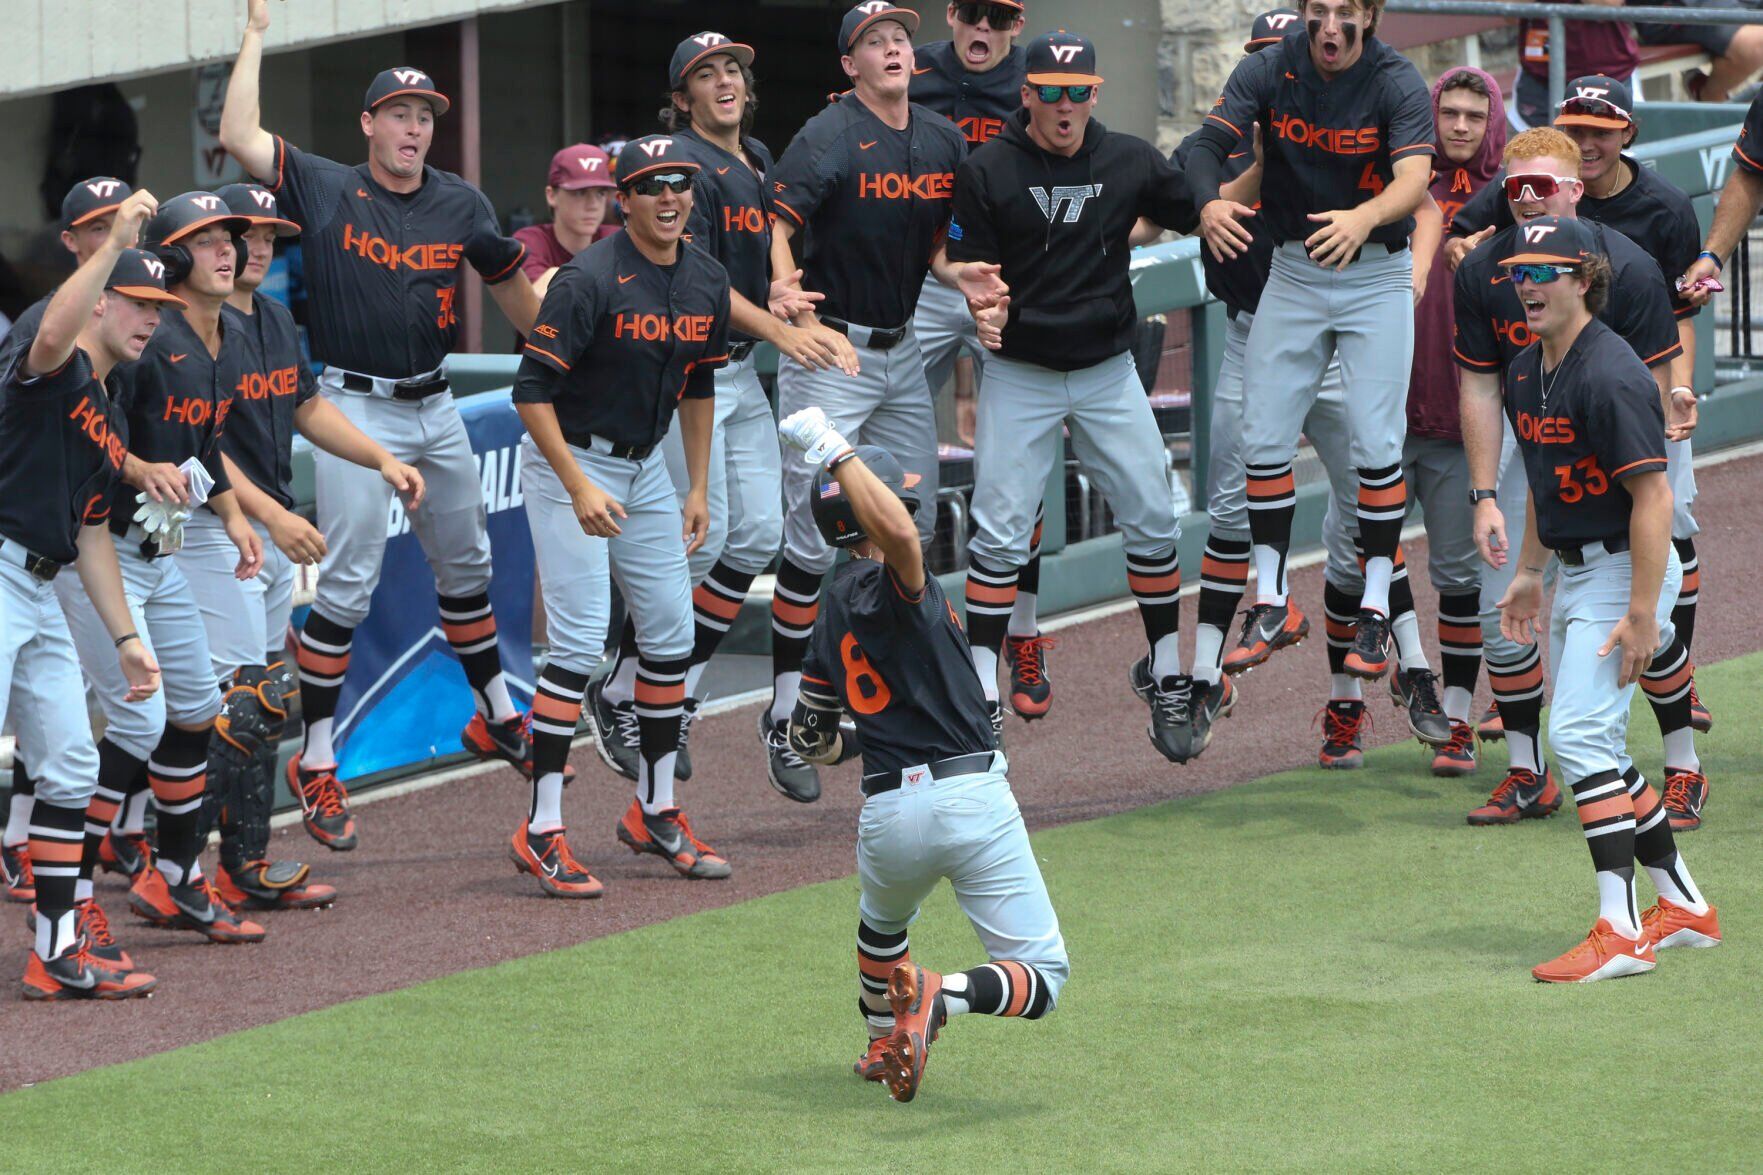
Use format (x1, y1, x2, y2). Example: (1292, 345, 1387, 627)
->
(760, 2, 971, 803)
(6, 202, 167, 999)
(2, 176, 139, 898)
(170, 182, 424, 912)
(1450, 77, 1710, 740)
(1174, 10, 1451, 770)
(1454, 128, 1699, 828)
(950, 29, 1225, 762)
(220, 0, 543, 848)
(906, 2, 1059, 717)
(590, 32, 850, 789)
(514, 144, 619, 299)
(54, 191, 269, 948)
(1481, 215, 1721, 982)
(513, 134, 733, 893)
(776, 413, 1066, 1104)
(1399, 65, 1507, 777)
(1186, 0, 1434, 682)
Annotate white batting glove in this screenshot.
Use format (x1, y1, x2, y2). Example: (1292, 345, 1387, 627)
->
(179, 457, 215, 507)
(778, 406, 853, 469)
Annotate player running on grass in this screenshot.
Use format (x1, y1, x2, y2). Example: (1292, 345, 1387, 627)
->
(777, 407, 1067, 1103)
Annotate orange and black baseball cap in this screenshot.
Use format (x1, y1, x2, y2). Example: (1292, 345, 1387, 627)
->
(1246, 9, 1301, 52)
(669, 31, 755, 91)
(215, 183, 301, 237)
(143, 192, 252, 249)
(364, 67, 450, 116)
(1025, 30, 1103, 86)
(839, 2, 919, 52)
(1498, 214, 1598, 267)
(61, 177, 133, 230)
(612, 135, 702, 190)
(105, 248, 189, 307)
(1554, 75, 1634, 131)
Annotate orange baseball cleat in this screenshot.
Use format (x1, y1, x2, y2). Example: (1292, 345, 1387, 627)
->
(880, 962, 946, 1102)
(1531, 919, 1655, 983)
(1641, 897, 1722, 951)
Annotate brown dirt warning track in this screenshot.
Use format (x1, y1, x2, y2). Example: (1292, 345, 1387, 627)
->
(5, 448, 1762, 1091)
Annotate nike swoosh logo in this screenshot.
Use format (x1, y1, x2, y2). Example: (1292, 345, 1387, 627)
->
(618, 274, 637, 284)
(912, 67, 932, 75)
(541, 858, 560, 878)
(1491, 276, 1509, 286)
(169, 353, 188, 363)
(716, 166, 730, 175)
(859, 140, 877, 151)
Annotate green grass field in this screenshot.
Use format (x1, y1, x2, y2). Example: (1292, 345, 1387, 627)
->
(11, 655, 1761, 1172)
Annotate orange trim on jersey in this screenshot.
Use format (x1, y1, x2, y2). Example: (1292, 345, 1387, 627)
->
(1205, 113, 1243, 137)
(1734, 140, 1763, 173)
(523, 342, 571, 371)
(482, 242, 526, 285)
(272, 136, 288, 193)
(772, 198, 804, 228)
(1452, 347, 1499, 370)
(801, 673, 834, 690)
(887, 565, 926, 604)
(1641, 344, 1683, 366)
(1672, 304, 1697, 319)
(1610, 457, 1666, 477)
(1390, 142, 1435, 156)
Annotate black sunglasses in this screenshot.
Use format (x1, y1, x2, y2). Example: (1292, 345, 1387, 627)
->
(625, 173, 693, 197)
(953, 3, 1021, 28)
(1034, 84, 1093, 104)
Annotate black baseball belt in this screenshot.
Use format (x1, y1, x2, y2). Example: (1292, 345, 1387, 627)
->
(861, 751, 999, 798)
(822, 317, 907, 352)
(1554, 534, 1631, 568)
(338, 370, 450, 401)
(0, 539, 66, 582)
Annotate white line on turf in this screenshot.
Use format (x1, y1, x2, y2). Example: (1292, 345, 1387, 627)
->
(273, 438, 1763, 823)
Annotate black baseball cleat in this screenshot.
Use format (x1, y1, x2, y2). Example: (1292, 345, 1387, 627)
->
(587, 678, 642, 782)
(98, 830, 152, 879)
(509, 827, 604, 898)
(1128, 654, 1155, 704)
(616, 801, 731, 879)
(22, 945, 157, 1001)
(1148, 674, 1200, 764)
(759, 708, 821, 803)
(675, 697, 699, 782)
(1190, 676, 1237, 753)
(1343, 609, 1391, 679)
(1388, 667, 1452, 745)
(1687, 679, 1712, 733)
(1222, 602, 1309, 675)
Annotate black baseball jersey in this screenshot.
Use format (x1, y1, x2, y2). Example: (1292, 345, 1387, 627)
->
(1453, 219, 1681, 375)
(260, 136, 525, 379)
(108, 306, 240, 536)
(770, 94, 966, 329)
(910, 41, 1025, 146)
(1505, 317, 1666, 550)
(1446, 157, 1702, 317)
(513, 232, 731, 450)
(1732, 90, 1763, 178)
(0, 329, 128, 564)
(676, 128, 775, 344)
(224, 294, 319, 510)
(1187, 30, 1435, 247)
(948, 111, 1198, 371)
(800, 559, 994, 779)
(1173, 128, 1271, 316)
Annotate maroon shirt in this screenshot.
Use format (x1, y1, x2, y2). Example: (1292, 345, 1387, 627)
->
(513, 221, 619, 282)
(1520, 3, 1638, 84)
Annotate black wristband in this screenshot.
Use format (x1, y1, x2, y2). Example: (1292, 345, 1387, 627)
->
(114, 632, 140, 648)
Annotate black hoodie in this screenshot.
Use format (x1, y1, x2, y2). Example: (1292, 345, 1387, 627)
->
(947, 109, 1197, 372)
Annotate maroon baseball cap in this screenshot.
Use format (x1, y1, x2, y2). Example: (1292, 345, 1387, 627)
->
(547, 144, 616, 191)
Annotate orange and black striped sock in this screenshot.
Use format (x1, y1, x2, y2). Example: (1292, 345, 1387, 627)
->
(1436, 590, 1483, 719)
(295, 610, 353, 764)
(942, 961, 1055, 1020)
(147, 724, 209, 882)
(1640, 636, 1697, 766)
(27, 799, 84, 959)
(634, 656, 689, 813)
(769, 558, 823, 723)
(1127, 546, 1182, 678)
(689, 560, 758, 681)
(78, 738, 141, 902)
(1010, 503, 1046, 638)
(857, 919, 908, 1036)
(1245, 461, 1296, 601)
(1196, 534, 1250, 683)
(1671, 538, 1699, 651)
(1323, 578, 1361, 696)
(1625, 766, 1705, 907)
(439, 591, 515, 722)
(529, 665, 589, 824)
(1486, 644, 1545, 774)
(965, 554, 1019, 658)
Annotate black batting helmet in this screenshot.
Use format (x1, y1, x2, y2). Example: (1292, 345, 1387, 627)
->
(143, 191, 250, 287)
(810, 445, 921, 549)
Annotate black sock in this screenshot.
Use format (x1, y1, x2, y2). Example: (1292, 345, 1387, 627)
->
(964, 553, 1019, 659)
(1126, 545, 1181, 674)
(770, 557, 823, 685)
(28, 799, 85, 958)
(945, 960, 1056, 1019)
(1486, 643, 1545, 774)
(1323, 578, 1359, 679)
(1355, 463, 1406, 561)
(690, 559, 759, 671)
(439, 591, 513, 721)
(81, 737, 142, 892)
(147, 724, 210, 881)
(295, 610, 354, 752)
(1437, 590, 1484, 700)
(857, 919, 908, 1036)
(634, 656, 689, 812)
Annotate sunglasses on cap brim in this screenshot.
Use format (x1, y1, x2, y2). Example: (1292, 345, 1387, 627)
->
(1504, 263, 1580, 285)
(953, 2, 1022, 27)
(1555, 96, 1632, 128)
(624, 173, 694, 197)
(1502, 173, 1576, 202)
(1033, 84, 1095, 104)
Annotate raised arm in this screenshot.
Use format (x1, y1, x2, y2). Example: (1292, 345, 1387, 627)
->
(26, 192, 157, 377)
(218, 0, 279, 182)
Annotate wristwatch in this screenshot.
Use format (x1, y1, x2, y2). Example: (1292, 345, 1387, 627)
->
(1468, 489, 1497, 505)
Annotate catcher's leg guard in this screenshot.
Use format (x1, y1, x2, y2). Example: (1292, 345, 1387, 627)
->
(209, 664, 310, 900)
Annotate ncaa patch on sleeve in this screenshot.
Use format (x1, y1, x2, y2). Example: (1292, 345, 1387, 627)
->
(947, 219, 964, 241)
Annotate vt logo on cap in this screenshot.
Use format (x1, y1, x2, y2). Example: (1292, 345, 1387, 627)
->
(639, 138, 675, 158)
(392, 69, 429, 86)
(1522, 222, 1558, 245)
(86, 179, 124, 198)
(141, 256, 166, 281)
(249, 189, 276, 210)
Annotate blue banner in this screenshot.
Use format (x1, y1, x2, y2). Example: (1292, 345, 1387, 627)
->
(330, 390, 536, 780)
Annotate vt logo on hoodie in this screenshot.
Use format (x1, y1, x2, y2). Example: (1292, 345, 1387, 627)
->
(1030, 184, 1103, 224)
